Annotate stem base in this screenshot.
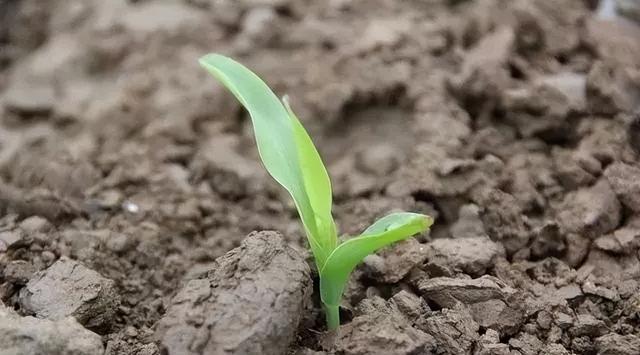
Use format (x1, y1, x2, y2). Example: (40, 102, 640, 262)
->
(325, 304, 340, 331)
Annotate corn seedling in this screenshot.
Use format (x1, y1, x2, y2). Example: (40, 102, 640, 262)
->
(199, 54, 433, 330)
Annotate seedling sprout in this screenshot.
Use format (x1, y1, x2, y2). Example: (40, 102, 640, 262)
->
(199, 54, 433, 330)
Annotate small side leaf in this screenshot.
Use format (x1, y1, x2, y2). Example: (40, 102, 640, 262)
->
(319, 213, 433, 307)
(361, 212, 428, 235)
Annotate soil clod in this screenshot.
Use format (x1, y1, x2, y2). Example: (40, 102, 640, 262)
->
(18, 257, 119, 332)
(0, 304, 104, 355)
(423, 236, 504, 276)
(155, 231, 311, 355)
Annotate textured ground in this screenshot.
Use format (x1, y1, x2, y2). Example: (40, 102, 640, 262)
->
(0, 0, 639, 354)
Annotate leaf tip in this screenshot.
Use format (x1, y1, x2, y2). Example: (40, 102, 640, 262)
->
(198, 53, 231, 71)
(282, 95, 294, 114)
(198, 53, 213, 68)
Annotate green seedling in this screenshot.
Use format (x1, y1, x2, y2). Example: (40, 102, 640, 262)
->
(199, 54, 433, 330)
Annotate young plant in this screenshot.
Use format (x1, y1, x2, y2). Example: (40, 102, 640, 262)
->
(199, 54, 433, 330)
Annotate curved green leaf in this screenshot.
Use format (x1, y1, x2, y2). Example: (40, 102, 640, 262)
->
(319, 213, 433, 307)
(361, 212, 428, 235)
(283, 96, 337, 254)
(198, 54, 335, 267)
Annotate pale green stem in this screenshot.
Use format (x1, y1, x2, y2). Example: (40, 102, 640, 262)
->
(325, 304, 340, 330)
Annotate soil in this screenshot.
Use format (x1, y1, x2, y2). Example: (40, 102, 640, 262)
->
(0, 0, 639, 354)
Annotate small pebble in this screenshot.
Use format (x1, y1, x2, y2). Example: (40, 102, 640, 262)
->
(555, 312, 574, 329)
(355, 144, 401, 175)
(4, 260, 36, 284)
(105, 233, 130, 253)
(19, 216, 52, 233)
(122, 201, 140, 214)
(125, 326, 138, 338)
(537, 310, 553, 329)
(41, 251, 55, 264)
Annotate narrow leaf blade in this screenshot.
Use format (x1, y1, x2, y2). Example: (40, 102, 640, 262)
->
(319, 213, 433, 306)
(284, 97, 336, 252)
(198, 54, 335, 266)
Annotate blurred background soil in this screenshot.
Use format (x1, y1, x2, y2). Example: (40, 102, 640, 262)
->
(0, 0, 639, 354)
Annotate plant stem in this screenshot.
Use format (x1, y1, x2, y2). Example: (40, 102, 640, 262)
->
(325, 304, 340, 330)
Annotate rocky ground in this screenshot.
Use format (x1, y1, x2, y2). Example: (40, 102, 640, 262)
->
(0, 0, 639, 354)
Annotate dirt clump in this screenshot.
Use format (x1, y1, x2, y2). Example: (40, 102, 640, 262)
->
(362, 238, 427, 283)
(557, 179, 621, 239)
(19, 256, 119, 332)
(595, 333, 640, 355)
(423, 236, 504, 276)
(604, 162, 640, 212)
(332, 310, 436, 355)
(417, 275, 516, 308)
(0, 303, 104, 355)
(416, 305, 480, 355)
(155, 231, 311, 355)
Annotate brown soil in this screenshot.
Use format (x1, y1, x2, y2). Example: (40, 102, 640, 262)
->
(1, 0, 639, 354)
